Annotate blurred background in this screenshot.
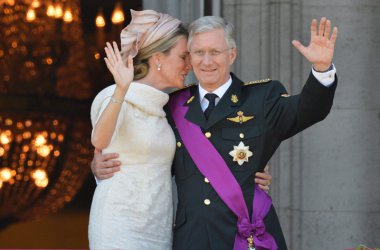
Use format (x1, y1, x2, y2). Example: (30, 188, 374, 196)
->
(1, 0, 379, 249)
(0, 0, 142, 248)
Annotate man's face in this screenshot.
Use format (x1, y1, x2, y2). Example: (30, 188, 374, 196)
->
(189, 28, 236, 91)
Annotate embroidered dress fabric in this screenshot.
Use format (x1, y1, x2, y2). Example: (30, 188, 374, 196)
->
(88, 82, 175, 249)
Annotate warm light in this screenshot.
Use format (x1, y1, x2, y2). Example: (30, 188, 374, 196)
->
(0, 168, 12, 182)
(31, 0, 40, 8)
(6, 0, 15, 6)
(46, 4, 55, 17)
(63, 8, 73, 23)
(57, 134, 64, 142)
(45, 57, 53, 64)
(94, 52, 101, 60)
(22, 131, 32, 139)
(0, 147, 4, 156)
(5, 119, 13, 125)
(22, 145, 30, 152)
(34, 134, 46, 147)
(95, 12, 106, 28)
(111, 2, 124, 24)
(26, 8, 36, 22)
(11, 41, 18, 48)
(31, 169, 47, 181)
(25, 120, 32, 127)
(0, 131, 12, 145)
(50, 132, 56, 139)
(0, 181, 2, 189)
(54, 150, 60, 157)
(54, 4, 63, 18)
(35, 178, 49, 188)
(37, 145, 51, 157)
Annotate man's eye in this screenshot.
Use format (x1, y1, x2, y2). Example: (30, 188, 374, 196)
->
(194, 51, 204, 56)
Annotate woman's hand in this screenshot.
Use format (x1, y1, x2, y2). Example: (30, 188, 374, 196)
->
(104, 41, 134, 92)
(255, 164, 272, 193)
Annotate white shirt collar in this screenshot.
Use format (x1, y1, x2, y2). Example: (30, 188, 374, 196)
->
(198, 76, 232, 111)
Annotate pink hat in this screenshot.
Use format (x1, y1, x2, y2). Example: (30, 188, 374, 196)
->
(120, 9, 181, 58)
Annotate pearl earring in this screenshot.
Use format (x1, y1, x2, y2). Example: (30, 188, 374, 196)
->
(157, 63, 161, 71)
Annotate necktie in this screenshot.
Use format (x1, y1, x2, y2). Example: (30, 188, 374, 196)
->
(204, 93, 218, 120)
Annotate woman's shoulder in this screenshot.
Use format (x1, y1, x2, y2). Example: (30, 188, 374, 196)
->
(94, 84, 117, 101)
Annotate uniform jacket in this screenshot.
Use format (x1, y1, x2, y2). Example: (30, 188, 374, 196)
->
(167, 72, 337, 250)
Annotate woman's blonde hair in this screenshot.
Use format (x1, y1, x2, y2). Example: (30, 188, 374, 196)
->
(131, 24, 188, 80)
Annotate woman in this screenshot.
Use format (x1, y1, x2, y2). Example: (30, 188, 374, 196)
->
(88, 10, 190, 249)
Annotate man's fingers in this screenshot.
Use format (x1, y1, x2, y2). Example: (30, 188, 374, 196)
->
(318, 17, 326, 36)
(97, 173, 115, 180)
(324, 19, 331, 38)
(330, 27, 338, 44)
(101, 153, 120, 161)
(310, 18, 317, 38)
(98, 165, 120, 175)
(292, 40, 306, 55)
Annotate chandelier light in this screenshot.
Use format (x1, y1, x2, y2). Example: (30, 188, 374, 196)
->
(0, 0, 93, 230)
(111, 1, 124, 24)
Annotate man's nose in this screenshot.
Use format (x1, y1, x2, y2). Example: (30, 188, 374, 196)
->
(201, 53, 213, 64)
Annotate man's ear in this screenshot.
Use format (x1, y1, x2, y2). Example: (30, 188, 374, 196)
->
(229, 47, 237, 65)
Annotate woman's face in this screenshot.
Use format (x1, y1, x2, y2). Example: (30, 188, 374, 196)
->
(158, 36, 191, 89)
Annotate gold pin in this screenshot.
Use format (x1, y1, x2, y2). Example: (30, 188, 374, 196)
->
(186, 96, 195, 104)
(227, 111, 254, 124)
(231, 94, 239, 103)
(281, 93, 290, 97)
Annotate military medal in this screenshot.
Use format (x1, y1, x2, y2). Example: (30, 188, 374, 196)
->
(227, 111, 254, 124)
(247, 235, 255, 250)
(229, 141, 253, 165)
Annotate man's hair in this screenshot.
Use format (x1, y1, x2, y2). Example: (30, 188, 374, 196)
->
(187, 16, 236, 50)
(132, 24, 188, 80)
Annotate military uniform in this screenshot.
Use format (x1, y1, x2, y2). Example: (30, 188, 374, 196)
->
(167, 72, 337, 250)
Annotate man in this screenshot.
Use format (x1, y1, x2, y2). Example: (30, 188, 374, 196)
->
(92, 16, 338, 250)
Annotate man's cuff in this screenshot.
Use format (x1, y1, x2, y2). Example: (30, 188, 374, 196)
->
(311, 63, 337, 87)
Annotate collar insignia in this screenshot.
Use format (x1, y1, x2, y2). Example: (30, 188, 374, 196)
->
(231, 94, 239, 103)
(186, 96, 195, 104)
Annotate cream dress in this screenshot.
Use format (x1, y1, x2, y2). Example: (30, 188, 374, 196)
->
(88, 82, 175, 250)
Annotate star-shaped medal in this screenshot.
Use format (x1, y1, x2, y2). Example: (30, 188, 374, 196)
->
(229, 141, 253, 166)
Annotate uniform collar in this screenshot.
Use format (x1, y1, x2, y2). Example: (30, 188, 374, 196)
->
(184, 73, 243, 130)
(198, 76, 232, 110)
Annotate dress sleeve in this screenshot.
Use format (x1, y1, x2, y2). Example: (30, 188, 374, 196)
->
(90, 84, 127, 145)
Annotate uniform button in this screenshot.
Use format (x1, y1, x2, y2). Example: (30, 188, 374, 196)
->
(177, 142, 182, 148)
(205, 132, 211, 138)
(204, 199, 211, 205)
(204, 177, 210, 183)
(239, 133, 245, 139)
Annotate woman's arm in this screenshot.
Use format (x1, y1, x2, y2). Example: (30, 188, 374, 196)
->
(92, 42, 134, 149)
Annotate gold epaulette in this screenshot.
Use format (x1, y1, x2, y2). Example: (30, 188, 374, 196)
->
(243, 78, 272, 86)
(169, 83, 197, 95)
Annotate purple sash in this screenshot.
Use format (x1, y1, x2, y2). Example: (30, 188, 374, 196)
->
(169, 89, 277, 250)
